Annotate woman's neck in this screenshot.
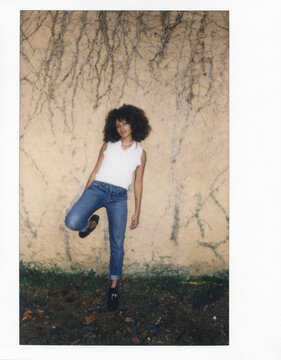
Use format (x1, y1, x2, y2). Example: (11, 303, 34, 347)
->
(121, 136, 134, 144)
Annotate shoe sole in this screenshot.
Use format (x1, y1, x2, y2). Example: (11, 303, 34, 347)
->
(79, 214, 99, 238)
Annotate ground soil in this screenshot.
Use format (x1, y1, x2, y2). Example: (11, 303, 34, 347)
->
(20, 272, 229, 345)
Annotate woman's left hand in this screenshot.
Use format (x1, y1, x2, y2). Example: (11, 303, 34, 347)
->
(129, 213, 139, 230)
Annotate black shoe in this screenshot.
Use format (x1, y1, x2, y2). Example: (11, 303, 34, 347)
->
(79, 214, 99, 238)
(107, 286, 120, 312)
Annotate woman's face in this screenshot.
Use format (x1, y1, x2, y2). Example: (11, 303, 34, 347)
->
(115, 118, 132, 139)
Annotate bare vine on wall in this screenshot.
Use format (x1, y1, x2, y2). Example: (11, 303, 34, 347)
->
(20, 11, 228, 126)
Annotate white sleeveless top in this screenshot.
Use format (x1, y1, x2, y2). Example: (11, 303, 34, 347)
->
(95, 140, 143, 190)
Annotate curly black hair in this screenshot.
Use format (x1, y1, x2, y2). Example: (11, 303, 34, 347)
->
(103, 104, 151, 142)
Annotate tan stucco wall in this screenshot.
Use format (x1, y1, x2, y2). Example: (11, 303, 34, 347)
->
(20, 11, 229, 275)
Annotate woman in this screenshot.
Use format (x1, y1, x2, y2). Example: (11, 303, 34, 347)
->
(65, 104, 151, 311)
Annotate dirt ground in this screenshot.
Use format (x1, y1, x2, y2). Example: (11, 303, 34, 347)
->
(20, 267, 229, 345)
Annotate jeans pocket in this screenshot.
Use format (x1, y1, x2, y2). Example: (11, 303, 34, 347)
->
(116, 187, 127, 195)
(119, 190, 128, 200)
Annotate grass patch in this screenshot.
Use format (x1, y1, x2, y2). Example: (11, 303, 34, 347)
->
(20, 261, 228, 299)
(20, 262, 106, 296)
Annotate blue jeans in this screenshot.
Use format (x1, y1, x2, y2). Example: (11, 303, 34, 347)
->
(65, 180, 128, 280)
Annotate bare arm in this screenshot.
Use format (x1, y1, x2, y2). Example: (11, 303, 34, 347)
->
(83, 142, 108, 193)
(130, 150, 147, 230)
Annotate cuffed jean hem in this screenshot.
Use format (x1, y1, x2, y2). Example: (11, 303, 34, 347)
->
(110, 274, 121, 280)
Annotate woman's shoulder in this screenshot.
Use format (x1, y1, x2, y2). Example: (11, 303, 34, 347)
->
(101, 142, 109, 151)
(135, 141, 144, 150)
(102, 140, 121, 153)
(135, 142, 146, 159)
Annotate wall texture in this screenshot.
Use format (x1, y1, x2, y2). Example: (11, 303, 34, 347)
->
(20, 11, 229, 275)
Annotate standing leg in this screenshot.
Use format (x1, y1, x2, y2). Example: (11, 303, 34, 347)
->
(105, 194, 127, 312)
(105, 197, 128, 282)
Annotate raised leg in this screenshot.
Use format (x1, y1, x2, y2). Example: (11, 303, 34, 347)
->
(65, 184, 105, 232)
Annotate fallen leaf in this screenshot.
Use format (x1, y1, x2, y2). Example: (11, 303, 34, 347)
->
(132, 337, 140, 344)
(89, 297, 97, 304)
(22, 309, 33, 321)
(84, 315, 97, 325)
(124, 317, 133, 323)
(52, 325, 56, 329)
(36, 309, 44, 316)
